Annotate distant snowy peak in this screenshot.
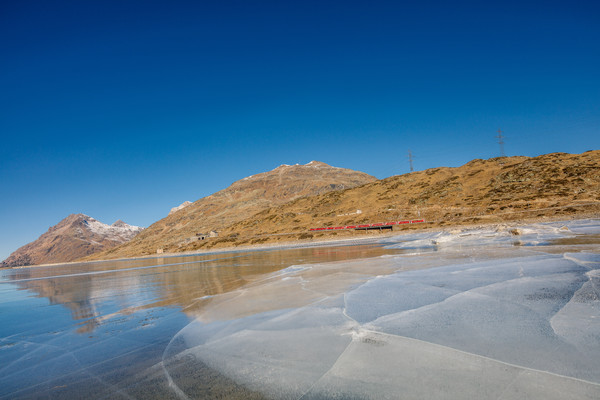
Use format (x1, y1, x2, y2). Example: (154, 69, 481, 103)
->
(169, 201, 193, 215)
(1, 213, 144, 268)
(80, 215, 143, 241)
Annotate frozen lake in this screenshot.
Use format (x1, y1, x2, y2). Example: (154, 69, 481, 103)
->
(1, 220, 600, 399)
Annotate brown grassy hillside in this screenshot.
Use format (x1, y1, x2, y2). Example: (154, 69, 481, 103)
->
(182, 151, 600, 251)
(87, 161, 376, 259)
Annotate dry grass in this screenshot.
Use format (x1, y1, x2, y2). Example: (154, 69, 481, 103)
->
(87, 151, 600, 259)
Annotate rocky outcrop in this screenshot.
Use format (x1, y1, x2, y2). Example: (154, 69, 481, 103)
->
(169, 201, 192, 215)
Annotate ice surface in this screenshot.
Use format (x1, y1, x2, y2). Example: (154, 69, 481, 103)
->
(190, 257, 400, 323)
(563, 219, 600, 235)
(2, 219, 599, 399)
(162, 219, 600, 399)
(170, 302, 354, 399)
(304, 330, 600, 400)
(383, 221, 585, 251)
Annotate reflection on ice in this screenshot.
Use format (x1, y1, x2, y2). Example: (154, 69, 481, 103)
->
(1, 219, 599, 399)
(0, 243, 401, 399)
(168, 220, 600, 399)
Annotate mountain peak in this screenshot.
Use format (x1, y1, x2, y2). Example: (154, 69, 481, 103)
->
(273, 161, 330, 170)
(65, 213, 90, 221)
(2, 215, 144, 268)
(230, 161, 375, 196)
(87, 161, 376, 259)
(305, 160, 329, 167)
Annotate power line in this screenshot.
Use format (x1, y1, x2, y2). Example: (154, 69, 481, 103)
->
(408, 150, 414, 172)
(496, 128, 505, 157)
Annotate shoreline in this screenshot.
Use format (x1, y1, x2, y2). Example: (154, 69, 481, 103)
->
(6, 213, 599, 270)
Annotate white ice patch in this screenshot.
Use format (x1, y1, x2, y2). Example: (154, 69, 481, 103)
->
(384, 220, 598, 251)
(562, 219, 600, 235)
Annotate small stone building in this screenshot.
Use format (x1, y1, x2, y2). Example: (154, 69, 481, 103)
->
(196, 231, 218, 240)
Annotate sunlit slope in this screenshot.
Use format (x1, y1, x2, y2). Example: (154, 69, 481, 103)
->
(1, 214, 143, 268)
(187, 151, 600, 250)
(89, 161, 376, 259)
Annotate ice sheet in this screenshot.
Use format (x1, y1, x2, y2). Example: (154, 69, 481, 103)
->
(562, 219, 600, 235)
(163, 219, 600, 399)
(4, 220, 597, 399)
(176, 303, 354, 399)
(383, 221, 583, 250)
(305, 330, 600, 400)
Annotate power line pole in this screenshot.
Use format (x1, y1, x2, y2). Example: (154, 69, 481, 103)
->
(496, 129, 505, 157)
(408, 150, 414, 172)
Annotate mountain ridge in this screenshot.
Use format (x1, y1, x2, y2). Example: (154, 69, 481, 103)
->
(1, 214, 143, 268)
(175, 151, 600, 252)
(5, 152, 599, 266)
(88, 161, 376, 259)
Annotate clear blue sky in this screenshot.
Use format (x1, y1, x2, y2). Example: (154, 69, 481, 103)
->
(1, 0, 599, 261)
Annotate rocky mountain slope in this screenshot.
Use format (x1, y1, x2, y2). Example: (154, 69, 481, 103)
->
(89, 161, 376, 259)
(180, 151, 600, 251)
(1, 214, 144, 268)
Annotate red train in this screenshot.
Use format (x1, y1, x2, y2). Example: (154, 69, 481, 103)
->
(309, 219, 424, 231)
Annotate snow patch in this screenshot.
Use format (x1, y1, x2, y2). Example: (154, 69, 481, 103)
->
(306, 160, 326, 168)
(83, 217, 143, 242)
